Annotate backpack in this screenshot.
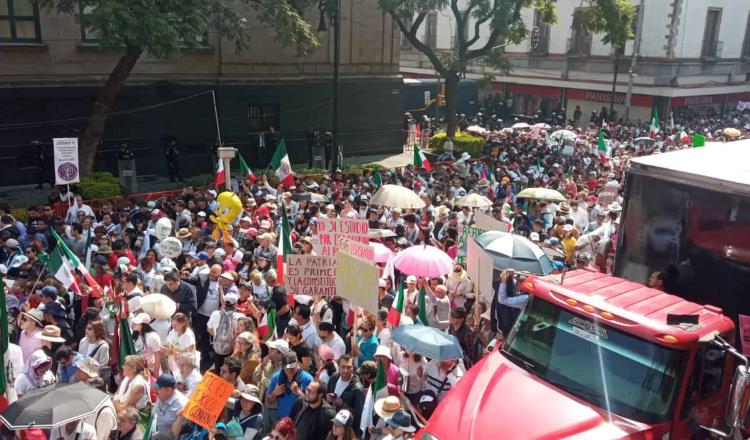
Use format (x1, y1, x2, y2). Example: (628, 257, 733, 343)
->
(212, 309, 236, 355)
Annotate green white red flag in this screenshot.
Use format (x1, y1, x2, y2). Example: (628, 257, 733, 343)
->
(239, 154, 257, 184)
(214, 158, 225, 187)
(360, 358, 389, 434)
(413, 144, 432, 172)
(649, 107, 660, 139)
(387, 281, 406, 327)
(276, 201, 293, 284)
(50, 229, 102, 296)
(270, 139, 294, 186)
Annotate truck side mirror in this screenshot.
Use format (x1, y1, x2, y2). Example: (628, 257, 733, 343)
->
(725, 365, 750, 430)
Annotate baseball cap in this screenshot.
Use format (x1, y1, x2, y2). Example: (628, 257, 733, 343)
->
(406, 275, 417, 283)
(197, 211, 207, 217)
(332, 409, 354, 428)
(197, 251, 209, 261)
(224, 293, 239, 305)
(282, 352, 298, 369)
(41, 285, 58, 298)
(266, 339, 289, 353)
(529, 232, 540, 242)
(153, 373, 177, 389)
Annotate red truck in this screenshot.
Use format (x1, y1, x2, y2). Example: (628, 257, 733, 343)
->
(419, 270, 750, 440)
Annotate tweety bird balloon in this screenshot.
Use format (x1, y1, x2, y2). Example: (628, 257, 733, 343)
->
(210, 191, 242, 241)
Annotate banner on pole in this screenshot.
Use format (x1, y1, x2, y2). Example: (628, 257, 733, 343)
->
(336, 251, 379, 313)
(456, 224, 487, 265)
(53, 138, 80, 185)
(316, 218, 369, 257)
(181, 372, 234, 430)
(286, 255, 337, 298)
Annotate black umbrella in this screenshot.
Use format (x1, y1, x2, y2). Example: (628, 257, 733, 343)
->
(0, 382, 110, 429)
(474, 231, 554, 274)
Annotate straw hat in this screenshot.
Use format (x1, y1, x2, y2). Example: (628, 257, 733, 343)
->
(21, 309, 44, 328)
(374, 396, 402, 419)
(35, 325, 66, 343)
(176, 228, 191, 239)
(76, 357, 100, 378)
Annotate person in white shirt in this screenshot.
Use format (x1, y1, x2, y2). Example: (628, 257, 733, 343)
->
(174, 352, 202, 398)
(569, 200, 590, 232)
(4, 343, 24, 404)
(164, 312, 196, 374)
(50, 420, 97, 440)
(317, 322, 346, 361)
(131, 313, 162, 377)
(423, 358, 464, 400)
(64, 194, 95, 224)
(14, 350, 54, 398)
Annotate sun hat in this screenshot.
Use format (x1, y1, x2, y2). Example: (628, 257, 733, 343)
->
(176, 228, 191, 239)
(220, 272, 235, 281)
(239, 384, 263, 406)
(374, 345, 392, 360)
(237, 332, 254, 344)
(385, 411, 416, 433)
(132, 312, 152, 325)
(21, 309, 44, 328)
(374, 395, 402, 419)
(35, 325, 66, 343)
(266, 339, 290, 354)
(332, 409, 354, 428)
(42, 302, 69, 325)
(75, 357, 100, 378)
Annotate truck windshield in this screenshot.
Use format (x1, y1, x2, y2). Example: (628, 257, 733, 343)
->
(505, 296, 686, 424)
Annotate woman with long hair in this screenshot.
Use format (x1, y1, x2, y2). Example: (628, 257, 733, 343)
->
(164, 312, 195, 375)
(131, 313, 162, 377)
(112, 355, 150, 413)
(77, 320, 110, 382)
(232, 331, 261, 387)
(325, 409, 359, 440)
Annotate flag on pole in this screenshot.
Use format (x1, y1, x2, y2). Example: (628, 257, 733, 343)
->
(373, 169, 382, 188)
(270, 139, 294, 186)
(387, 281, 406, 328)
(47, 246, 76, 290)
(276, 202, 293, 284)
(413, 144, 432, 172)
(0, 278, 8, 407)
(418, 287, 428, 325)
(360, 358, 390, 434)
(214, 158, 225, 187)
(84, 228, 93, 272)
(648, 107, 660, 139)
(693, 133, 705, 148)
(257, 308, 277, 340)
(669, 111, 675, 132)
(49, 229, 102, 296)
(239, 154, 257, 184)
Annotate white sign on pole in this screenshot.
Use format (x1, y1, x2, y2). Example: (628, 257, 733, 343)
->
(424, 91, 431, 106)
(53, 138, 80, 185)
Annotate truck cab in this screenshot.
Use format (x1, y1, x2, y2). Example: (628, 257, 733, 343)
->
(420, 270, 750, 440)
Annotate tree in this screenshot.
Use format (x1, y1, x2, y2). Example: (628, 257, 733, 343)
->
(378, 0, 634, 138)
(37, 0, 322, 175)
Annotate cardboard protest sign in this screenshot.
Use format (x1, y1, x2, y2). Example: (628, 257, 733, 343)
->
(474, 212, 511, 232)
(336, 251, 379, 313)
(466, 238, 497, 305)
(456, 224, 488, 265)
(181, 372, 235, 430)
(339, 238, 375, 261)
(316, 218, 369, 257)
(286, 255, 337, 298)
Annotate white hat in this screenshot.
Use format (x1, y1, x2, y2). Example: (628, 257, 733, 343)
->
(76, 357, 100, 378)
(197, 211, 207, 217)
(10, 255, 28, 268)
(214, 248, 226, 257)
(293, 294, 313, 306)
(260, 220, 271, 230)
(529, 232, 540, 241)
(224, 293, 239, 305)
(207, 190, 217, 197)
(378, 279, 387, 288)
(266, 339, 289, 353)
(456, 152, 471, 162)
(406, 275, 417, 283)
(220, 272, 235, 281)
(117, 256, 131, 267)
(332, 409, 354, 428)
(607, 202, 622, 212)
(132, 312, 152, 325)
(375, 345, 392, 360)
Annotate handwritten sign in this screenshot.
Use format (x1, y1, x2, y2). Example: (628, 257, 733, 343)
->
(286, 255, 337, 298)
(474, 212, 511, 233)
(181, 372, 234, 430)
(339, 238, 375, 261)
(160, 237, 182, 259)
(336, 251, 379, 313)
(316, 218, 369, 257)
(456, 224, 488, 265)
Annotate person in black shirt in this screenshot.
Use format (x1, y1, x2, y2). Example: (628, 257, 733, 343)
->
(289, 380, 336, 440)
(285, 325, 313, 374)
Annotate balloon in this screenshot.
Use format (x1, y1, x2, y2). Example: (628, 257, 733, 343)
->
(210, 192, 242, 241)
(154, 217, 173, 241)
(160, 237, 183, 259)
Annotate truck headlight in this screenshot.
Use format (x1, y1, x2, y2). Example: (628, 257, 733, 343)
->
(419, 432, 440, 440)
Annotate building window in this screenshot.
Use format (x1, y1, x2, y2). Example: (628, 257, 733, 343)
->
(530, 9, 550, 55)
(743, 13, 750, 57)
(78, 4, 100, 42)
(425, 11, 437, 49)
(0, 0, 41, 43)
(568, 8, 591, 56)
(248, 104, 280, 132)
(701, 8, 722, 58)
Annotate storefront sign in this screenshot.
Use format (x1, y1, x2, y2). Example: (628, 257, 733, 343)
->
(181, 372, 235, 430)
(286, 255, 337, 298)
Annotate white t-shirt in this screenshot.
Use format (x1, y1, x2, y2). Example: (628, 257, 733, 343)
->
(116, 375, 151, 409)
(50, 421, 97, 440)
(151, 318, 171, 342)
(333, 377, 351, 397)
(166, 328, 196, 373)
(322, 333, 347, 360)
(83, 400, 117, 440)
(175, 368, 202, 398)
(198, 280, 220, 317)
(134, 331, 162, 371)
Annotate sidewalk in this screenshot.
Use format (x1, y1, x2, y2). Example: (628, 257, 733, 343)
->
(0, 151, 413, 209)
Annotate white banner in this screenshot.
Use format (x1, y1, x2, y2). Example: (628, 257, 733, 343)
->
(53, 138, 80, 185)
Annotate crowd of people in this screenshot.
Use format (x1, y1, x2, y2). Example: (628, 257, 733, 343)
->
(0, 107, 748, 440)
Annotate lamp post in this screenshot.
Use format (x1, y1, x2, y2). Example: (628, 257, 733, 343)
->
(318, 0, 341, 172)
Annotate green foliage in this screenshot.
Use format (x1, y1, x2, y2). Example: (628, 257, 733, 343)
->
(430, 131, 485, 157)
(582, 0, 636, 48)
(37, 0, 321, 57)
(79, 172, 121, 200)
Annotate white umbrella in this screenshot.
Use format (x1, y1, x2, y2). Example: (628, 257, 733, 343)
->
(533, 123, 551, 129)
(369, 184, 426, 209)
(455, 193, 493, 208)
(466, 125, 488, 135)
(550, 129, 577, 142)
(512, 122, 530, 129)
(516, 187, 566, 202)
(140, 293, 177, 320)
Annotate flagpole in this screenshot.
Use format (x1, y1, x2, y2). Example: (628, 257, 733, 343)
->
(624, 0, 645, 122)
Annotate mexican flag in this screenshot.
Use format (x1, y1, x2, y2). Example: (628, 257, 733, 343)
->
(413, 144, 432, 172)
(270, 139, 294, 186)
(418, 286, 428, 325)
(649, 107, 660, 139)
(693, 133, 706, 148)
(50, 229, 101, 296)
(258, 308, 277, 340)
(360, 358, 390, 434)
(373, 169, 382, 188)
(387, 281, 406, 328)
(214, 158, 225, 187)
(47, 246, 77, 290)
(239, 154, 257, 184)
(276, 201, 293, 284)
(597, 129, 609, 162)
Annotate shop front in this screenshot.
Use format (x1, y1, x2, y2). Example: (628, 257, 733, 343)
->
(566, 89, 654, 123)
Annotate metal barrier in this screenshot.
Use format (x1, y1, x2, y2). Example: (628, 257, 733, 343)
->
(51, 188, 194, 220)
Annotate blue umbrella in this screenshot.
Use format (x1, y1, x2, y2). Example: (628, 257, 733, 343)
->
(391, 324, 463, 361)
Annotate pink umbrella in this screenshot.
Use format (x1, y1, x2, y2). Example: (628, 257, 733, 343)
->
(369, 241, 394, 264)
(392, 244, 454, 277)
